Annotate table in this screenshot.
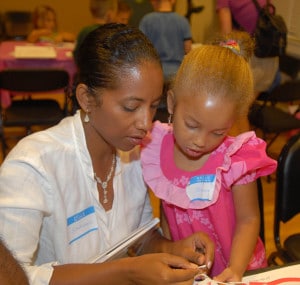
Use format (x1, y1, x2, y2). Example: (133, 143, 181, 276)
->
(0, 41, 77, 107)
(194, 262, 300, 284)
(243, 262, 300, 284)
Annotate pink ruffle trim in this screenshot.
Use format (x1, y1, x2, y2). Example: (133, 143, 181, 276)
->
(141, 121, 277, 210)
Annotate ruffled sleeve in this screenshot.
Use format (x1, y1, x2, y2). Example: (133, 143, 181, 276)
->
(141, 127, 277, 210)
(220, 131, 277, 187)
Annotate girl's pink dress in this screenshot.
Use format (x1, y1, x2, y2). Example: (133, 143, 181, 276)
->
(141, 121, 277, 276)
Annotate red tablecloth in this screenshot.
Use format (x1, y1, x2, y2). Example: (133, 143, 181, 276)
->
(0, 41, 77, 107)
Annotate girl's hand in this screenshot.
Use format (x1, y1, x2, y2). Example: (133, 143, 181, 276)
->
(213, 266, 242, 283)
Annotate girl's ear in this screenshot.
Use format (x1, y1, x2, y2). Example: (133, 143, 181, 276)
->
(76, 83, 90, 111)
(167, 89, 175, 115)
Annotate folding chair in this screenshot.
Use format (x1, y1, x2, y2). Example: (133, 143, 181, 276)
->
(267, 132, 300, 265)
(248, 80, 300, 153)
(3, 11, 33, 40)
(0, 69, 70, 157)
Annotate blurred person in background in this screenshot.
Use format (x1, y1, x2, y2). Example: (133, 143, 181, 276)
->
(139, 0, 192, 84)
(115, 0, 132, 24)
(73, 0, 118, 64)
(216, 0, 280, 98)
(216, 0, 281, 135)
(27, 4, 75, 43)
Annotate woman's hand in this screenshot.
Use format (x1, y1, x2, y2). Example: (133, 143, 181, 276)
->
(129, 253, 200, 285)
(167, 232, 214, 272)
(50, 252, 200, 285)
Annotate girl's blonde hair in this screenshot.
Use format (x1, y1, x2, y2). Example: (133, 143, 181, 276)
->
(172, 31, 255, 117)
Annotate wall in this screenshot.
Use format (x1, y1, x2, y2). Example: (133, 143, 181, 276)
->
(1, 0, 93, 37)
(1, 0, 299, 51)
(176, 0, 218, 43)
(273, 0, 300, 58)
(1, 0, 217, 42)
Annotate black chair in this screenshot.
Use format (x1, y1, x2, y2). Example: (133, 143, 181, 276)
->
(248, 80, 300, 152)
(0, 12, 5, 41)
(3, 11, 33, 40)
(257, 177, 265, 244)
(0, 69, 70, 156)
(267, 132, 300, 265)
(279, 54, 300, 80)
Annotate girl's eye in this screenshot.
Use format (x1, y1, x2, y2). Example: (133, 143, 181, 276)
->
(213, 131, 226, 136)
(185, 122, 198, 129)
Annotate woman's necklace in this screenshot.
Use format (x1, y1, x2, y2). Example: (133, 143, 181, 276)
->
(94, 154, 116, 204)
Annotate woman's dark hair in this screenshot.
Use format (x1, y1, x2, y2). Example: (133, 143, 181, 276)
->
(70, 23, 161, 112)
(75, 23, 161, 95)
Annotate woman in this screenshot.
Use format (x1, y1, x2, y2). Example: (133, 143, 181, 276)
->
(0, 23, 213, 285)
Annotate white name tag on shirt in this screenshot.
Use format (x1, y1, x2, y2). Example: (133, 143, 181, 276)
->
(67, 206, 98, 244)
(186, 174, 216, 202)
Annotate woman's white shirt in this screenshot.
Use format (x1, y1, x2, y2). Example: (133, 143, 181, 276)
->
(0, 111, 153, 285)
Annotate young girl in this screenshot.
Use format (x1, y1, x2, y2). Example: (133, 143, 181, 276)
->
(141, 31, 277, 282)
(27, 4, 75, 43)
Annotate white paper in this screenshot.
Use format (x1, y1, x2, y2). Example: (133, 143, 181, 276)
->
(193, 263, 300, 285)
(14, 46, 57, 59)
(242, 263, 300, 283)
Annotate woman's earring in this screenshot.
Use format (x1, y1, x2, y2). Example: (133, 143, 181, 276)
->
(168, 114, 172, 126)
(84, 110, 90, 123)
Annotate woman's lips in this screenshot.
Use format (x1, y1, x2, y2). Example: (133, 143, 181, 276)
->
(128, 136, 144, 146)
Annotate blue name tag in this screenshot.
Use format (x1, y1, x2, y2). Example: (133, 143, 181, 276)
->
(67, 206, 98, 244)
(186, 174, 216, 202)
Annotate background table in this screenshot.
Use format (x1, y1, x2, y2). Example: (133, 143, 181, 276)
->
(0, 41, 77, 107)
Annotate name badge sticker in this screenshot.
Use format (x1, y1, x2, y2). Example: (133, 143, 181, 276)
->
(186, 174, 216, 202)
(67, 206, 98, 244)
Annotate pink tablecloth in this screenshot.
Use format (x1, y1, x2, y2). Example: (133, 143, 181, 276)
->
(0, 41, 77, 107)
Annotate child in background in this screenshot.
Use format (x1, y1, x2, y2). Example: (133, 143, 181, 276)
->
(115, 0, 132, 24)
(73, 0, 118, 64)
(27, 4, 75, 43)
(139, 0, 192, 83)
(141, 31, 277, 282)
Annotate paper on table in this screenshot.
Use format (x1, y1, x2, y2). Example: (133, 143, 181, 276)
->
(88, 217, 160, 263)
(193, 263, 300, 285)
(14, 46, 57, 59)
(242, 263, 300, 284)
